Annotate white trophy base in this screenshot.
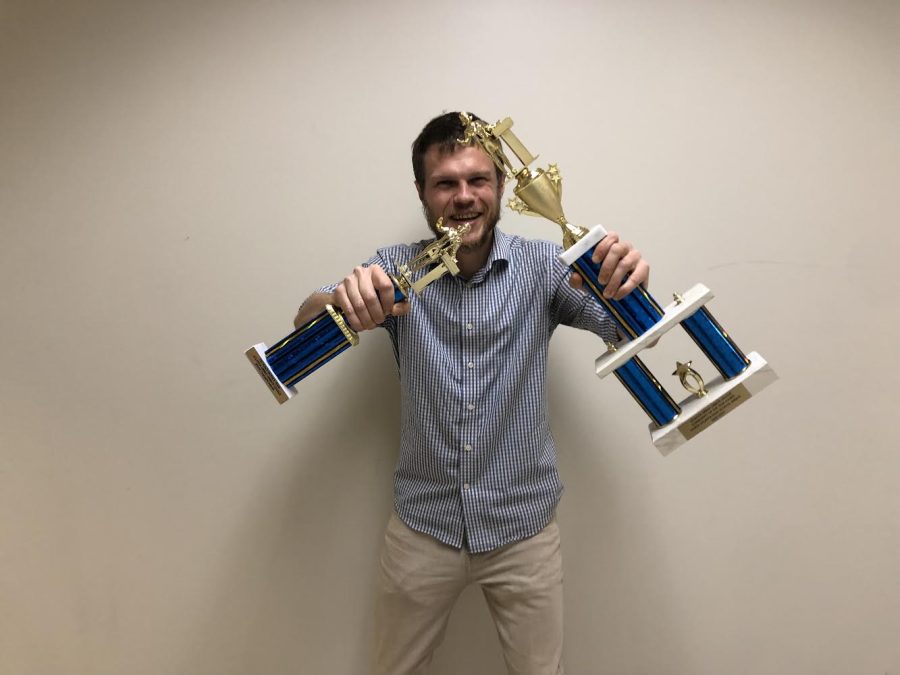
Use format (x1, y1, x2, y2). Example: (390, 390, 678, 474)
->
(245, 343, 296, 405)
(650, 351, 777, 455)
(593, 283, 777, 454)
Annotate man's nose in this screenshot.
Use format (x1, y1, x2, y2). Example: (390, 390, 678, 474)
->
(453, 183, 474, 203)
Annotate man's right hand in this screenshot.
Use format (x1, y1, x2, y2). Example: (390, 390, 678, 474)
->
(333, 264, 410, 331)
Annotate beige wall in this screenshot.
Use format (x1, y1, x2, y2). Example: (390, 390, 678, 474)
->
(2, 1, 898, 673)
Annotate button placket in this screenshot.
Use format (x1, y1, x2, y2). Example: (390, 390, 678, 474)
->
(460, 293, 478, 501)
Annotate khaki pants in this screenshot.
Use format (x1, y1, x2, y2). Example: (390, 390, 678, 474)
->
(375, 512, 564, 675)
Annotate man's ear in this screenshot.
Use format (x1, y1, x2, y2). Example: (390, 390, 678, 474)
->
(414, 180, 424, 202)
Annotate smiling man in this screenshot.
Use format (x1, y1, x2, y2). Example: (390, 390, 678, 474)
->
(293, 112, 649, 675)
(416, 132, 504, 264)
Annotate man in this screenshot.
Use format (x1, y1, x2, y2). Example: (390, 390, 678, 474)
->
(294, 112, 648, 675)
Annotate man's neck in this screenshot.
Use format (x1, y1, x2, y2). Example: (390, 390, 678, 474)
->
(455, 231, 495, 279)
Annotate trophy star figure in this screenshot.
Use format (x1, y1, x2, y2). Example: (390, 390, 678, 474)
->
(673, 361, 708, 398)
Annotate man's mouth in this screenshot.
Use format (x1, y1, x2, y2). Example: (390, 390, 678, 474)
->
(449, 212, 481, 225)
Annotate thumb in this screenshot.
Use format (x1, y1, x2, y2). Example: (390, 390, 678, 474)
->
(391, 301, 412, 317)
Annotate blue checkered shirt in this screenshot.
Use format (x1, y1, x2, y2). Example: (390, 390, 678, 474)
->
(322, 228, 617, 552)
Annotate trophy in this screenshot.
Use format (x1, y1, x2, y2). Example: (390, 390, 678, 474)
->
(460, 114, 777, 453)
(245, 220, 469, 404)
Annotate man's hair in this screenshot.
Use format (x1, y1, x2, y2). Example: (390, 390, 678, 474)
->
(411, 111, 503, 187)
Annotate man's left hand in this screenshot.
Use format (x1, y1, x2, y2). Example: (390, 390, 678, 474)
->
(569, 231, 649, 300)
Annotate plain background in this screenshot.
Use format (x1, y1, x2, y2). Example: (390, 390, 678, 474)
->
(2, 1, 898, 673)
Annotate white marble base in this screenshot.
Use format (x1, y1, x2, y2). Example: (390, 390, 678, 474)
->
(591, 282, 777, 454)
(651, 351, 778, 455)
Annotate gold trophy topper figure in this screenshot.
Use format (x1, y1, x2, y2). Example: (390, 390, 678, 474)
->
(393, 218, 470, 297)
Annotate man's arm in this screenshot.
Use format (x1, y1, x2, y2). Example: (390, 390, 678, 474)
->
(293, 264, 410, 331)
(293, 292, 335, 330)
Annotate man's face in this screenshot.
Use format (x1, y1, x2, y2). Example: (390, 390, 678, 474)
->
(416, 143, 504, 253)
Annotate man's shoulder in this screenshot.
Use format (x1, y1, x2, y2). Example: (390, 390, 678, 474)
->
(368, 238, 430, 270)
(516, 235, 563, 255)
(500, 230, 564, 264)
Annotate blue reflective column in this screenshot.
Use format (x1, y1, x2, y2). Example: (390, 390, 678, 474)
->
(264, 307, 358, 388)
(571, 247, 749, 379)
(613, 357, 680, 427)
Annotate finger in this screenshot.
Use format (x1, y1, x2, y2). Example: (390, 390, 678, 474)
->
(370, 265, 397, 317)
(355, 266, 389, 327)
(598, 240, 629, 286)
(603, 247, 639, 298)
(628, 256, 649, 287)
(591, 231, 619, 264)
(334, 283, 363, 332)
(613, 258, 649, 300)
(568, 272, 584, 290)
(343, 279, 374, 331)
(391, 300, 412, 317)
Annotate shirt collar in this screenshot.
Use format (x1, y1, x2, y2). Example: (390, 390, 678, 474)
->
(468, 227, 512, 284)
(487, 227, 513, 266)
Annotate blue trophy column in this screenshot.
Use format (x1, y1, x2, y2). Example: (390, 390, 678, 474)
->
(567, 244, 752, 427)
(572, 247, 749, 379)
(613, 357, 680, 427)
(680, 308, 750, 379)
(264, 278, 409, 389)
(265, 306, 358, 387)
(571, 251, 679, 425)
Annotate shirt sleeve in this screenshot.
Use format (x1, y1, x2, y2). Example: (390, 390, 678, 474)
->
(549, 254, 619, 343)
(313, 251, 393, 296)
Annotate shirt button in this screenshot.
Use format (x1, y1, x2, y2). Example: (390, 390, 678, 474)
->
(465, 323, 474, 330)
(463, 483, 470, 490)
(464, 443, 472, 452)
(467, 361, 475, 369)
(466, 403, 475, 411)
